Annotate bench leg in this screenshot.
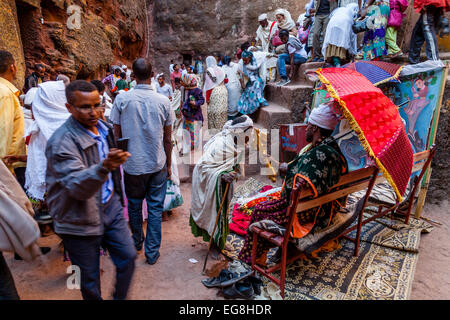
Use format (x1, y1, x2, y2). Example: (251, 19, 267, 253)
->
(280, 243, 288, 299)
(251, 232, 258, 272)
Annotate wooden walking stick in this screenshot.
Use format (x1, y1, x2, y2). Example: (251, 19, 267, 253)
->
(202, 182, 231, 274)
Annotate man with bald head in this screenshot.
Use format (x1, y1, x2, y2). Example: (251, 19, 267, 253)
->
(111, 58, 174, 265)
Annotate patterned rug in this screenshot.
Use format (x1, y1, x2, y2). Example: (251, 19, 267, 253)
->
(224, 179, 434, 300)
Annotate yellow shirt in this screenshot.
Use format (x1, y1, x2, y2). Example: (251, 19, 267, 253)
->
(0, 77, 26, 168)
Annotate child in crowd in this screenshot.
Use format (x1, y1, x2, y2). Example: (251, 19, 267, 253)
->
(111, 72, 129, 94)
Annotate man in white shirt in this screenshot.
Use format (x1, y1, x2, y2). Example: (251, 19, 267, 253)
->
(255, 13, 278, 52)
(122, 65, 132, 82)
(276, 29, 308, 86)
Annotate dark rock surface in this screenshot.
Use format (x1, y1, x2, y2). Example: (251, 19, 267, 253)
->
(149, 0, 309, 72)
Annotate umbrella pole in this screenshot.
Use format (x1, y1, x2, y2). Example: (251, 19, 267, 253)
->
(202, 182, 230, 274)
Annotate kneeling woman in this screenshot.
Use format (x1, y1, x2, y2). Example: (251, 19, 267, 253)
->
(238, 103, 348, 264)
(237, 50, 268, 117)
(322, 3, 359, 67)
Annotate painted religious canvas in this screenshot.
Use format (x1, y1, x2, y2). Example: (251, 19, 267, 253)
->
(310, 65, 446, 173)
(382, 67, 446, 154)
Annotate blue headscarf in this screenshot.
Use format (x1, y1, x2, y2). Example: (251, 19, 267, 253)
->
(241, 50, 253, 59)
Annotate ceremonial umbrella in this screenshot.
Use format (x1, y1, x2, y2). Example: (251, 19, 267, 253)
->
(316, 67, 413, 201)
(343, 61, 403, 86)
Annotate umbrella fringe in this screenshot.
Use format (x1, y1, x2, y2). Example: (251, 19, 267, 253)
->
(373, 65, 404, 87)
(315, 68, 404, 202)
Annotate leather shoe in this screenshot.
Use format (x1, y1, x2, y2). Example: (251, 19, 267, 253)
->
(145, 252, 160, 265)
(222, 279, 255, 300)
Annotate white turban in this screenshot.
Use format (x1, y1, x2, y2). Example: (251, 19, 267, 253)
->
(258, 13, 268, 21)
(308, 103, 339, 131)
(156, 73, 164, 79)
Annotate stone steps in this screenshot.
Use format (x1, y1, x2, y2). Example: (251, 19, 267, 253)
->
(264, 83, 312, 123)
(254, 61, 322, 132)
(277, 61, 326, 85)
(254, 103, 292, 130)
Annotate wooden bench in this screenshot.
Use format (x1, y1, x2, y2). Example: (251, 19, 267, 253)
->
(353, 144, 437, 227)
(250, 145, 437, 299)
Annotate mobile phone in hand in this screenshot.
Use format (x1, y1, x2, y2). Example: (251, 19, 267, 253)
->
(117, 138, 129, 152)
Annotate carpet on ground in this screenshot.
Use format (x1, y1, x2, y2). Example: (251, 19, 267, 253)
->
(223, 178, 433, 300)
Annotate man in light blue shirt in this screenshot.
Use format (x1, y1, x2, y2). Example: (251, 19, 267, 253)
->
(155, 73, 173, 101)
(111, 58, 174, 265)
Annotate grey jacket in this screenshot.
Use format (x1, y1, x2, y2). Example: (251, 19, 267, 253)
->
(45, 116, 124, 236)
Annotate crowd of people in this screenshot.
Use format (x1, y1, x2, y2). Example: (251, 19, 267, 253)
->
(0, 0, 448, 301)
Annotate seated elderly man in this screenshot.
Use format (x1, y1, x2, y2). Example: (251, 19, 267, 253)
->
(256, 13, 278, 52)
(238, 103, 348, 264)
(190, 115, 253, 256)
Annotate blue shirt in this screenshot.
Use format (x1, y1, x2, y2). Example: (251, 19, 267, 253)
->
(156, 83, 173, 98)
(77, 120, 114, 203)
(195, 61, 204, 74)
(110, 84, 175, 175)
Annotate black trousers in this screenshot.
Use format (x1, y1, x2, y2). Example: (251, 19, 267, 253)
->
(0, 252, 19, 300)
(409, 5, 441, 64)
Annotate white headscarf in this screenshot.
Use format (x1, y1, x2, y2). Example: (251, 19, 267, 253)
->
(258, 13, 268, 21)
(322, 3, 359, 57)
(274, 8, 296, 30)
(205, 56, 218, 69)
(308, 103, 339, 131)
(203, 115, 254, 155)
(203, 66, 225, 92)
(25, 80, 71, 200)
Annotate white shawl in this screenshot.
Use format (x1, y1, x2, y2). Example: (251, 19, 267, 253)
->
(256, 20, 278, 52)
(25, 80, 70, 200)
(322, 3, 359, 57)
(190, 116, 253, 238)
(274, 8, 296, 31)
(203, 66, 226, 92)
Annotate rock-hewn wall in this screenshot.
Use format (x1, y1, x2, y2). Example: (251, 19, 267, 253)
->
(150, 0, 309, 73)
(0, 0, 148, 90)
(0, 0, 26, 90)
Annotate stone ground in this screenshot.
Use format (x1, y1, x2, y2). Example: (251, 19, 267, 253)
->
(5, 175, 450, 300)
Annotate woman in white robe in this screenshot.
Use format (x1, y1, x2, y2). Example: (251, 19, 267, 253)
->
(222, 56, 242, 120)
(321, 3, 359, 67)
(25, 80, 70, 201)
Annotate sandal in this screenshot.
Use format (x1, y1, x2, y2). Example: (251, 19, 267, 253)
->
(222, 279, 255, 300)
(202, 269, 252, 288)
(202, 270, 234, 288)
(219, 270, 252, 287)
